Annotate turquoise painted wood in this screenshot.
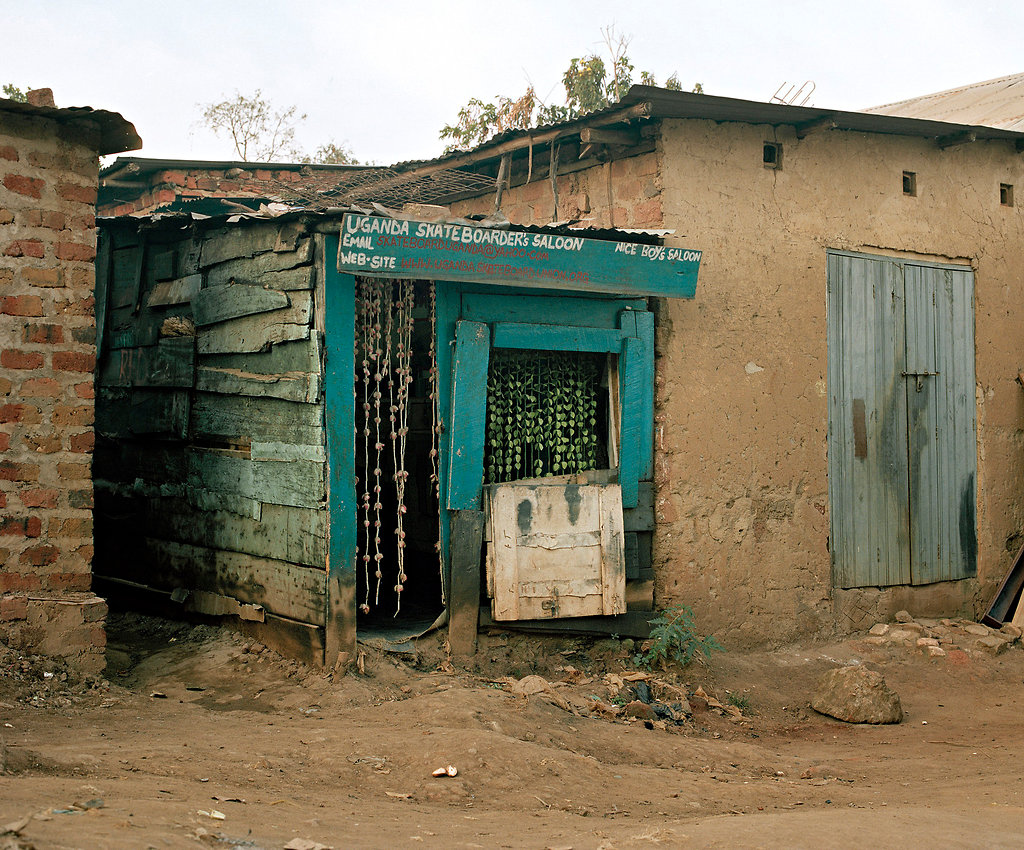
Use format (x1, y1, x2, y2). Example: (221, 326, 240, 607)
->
(634, 310, 655, 481)
(619, 336, 643, 509)
(338, 214, 702, 299)
(492, 322, 626, 353)
(462, 292, 646, 328)
(447, 321, 491, 510)
(323, 245, 358, 664)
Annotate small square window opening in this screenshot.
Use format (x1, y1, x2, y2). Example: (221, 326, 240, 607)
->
(1000, 183, 1014, 206)
(902, 171, 917, 196)
(763, 142, 782, 169)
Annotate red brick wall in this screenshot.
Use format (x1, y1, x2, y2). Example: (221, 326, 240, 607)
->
(99, 166, 310, 216)
(1, 109, 105, 671)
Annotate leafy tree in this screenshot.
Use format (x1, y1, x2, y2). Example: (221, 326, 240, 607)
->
(3, 83, 29, 103)
(199, 90, 306, 162)
(306, 141, 360, 165)
(440, 27, 697, 152)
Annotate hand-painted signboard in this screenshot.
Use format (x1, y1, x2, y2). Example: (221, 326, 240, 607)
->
(337, 214, 701, 299)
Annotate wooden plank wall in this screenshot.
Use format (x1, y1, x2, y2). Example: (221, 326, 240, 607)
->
(93, 219, 328, 664)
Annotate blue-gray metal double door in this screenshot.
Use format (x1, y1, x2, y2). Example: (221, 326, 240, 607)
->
(827, 252, 977, 588)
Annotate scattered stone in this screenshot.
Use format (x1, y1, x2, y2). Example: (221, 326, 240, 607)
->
(999, 623, 1022, 641)
(926, 646, 947, 658)
(863, 636, 887, 646)
(940, 618, 956, 627)
(976, 636, 1009, 655)
(899, 622, 926, 636)
(916, 637, 939, 649)
(887, 629, 918, 645)
(963, 623, 991, 636)
(894, 610, 914, 623)
(811, 666, 904, 724)
(510, 675, 549, 696)
(868, 623, 890, 636)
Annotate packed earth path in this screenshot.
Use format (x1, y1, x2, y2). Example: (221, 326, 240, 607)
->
(1, 612, 1023, 849)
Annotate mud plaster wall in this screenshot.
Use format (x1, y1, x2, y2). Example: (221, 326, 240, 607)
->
(452, 120, 1024, 647)
(656, 118, 1024, 646)
(0, 109, 107, 672)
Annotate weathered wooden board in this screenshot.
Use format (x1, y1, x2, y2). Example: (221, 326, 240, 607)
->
(99, 337, 194, 388)
(139, 536, 327, 625)
(205, 238, 313, 287)
(449, 510, 485, 657)
(200, 335, 321, 377)
(151, 249, 176, 281)
(187, 449, 325, 510)
(479, 607, 652, 638)
(237, 612, 325, 667)
(196, 366, 319, 403)
(129, 390, 190, 439)
(96, 442, 189, 485)
(197, 294, 312, 354)
(95, 235, 112, 361)
(194, 284, 291, 327)
(148, 274, 201, 307)
(486, 482, 626, 621)
(110, 246, 140, 308)
(250, 441, 325, 462)
(200, 225, 280, 267)
(622, 482, 654, 532)
(145, 497, 326, 567)
(191, 393, 325, 445)
(106, 308, 163, 349)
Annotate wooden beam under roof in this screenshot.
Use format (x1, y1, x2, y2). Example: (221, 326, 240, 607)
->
(937, 130, 977, 149)
(401, 102, 653, 178)
(579, 126, 641, 147)
(795, 114, 838, 139)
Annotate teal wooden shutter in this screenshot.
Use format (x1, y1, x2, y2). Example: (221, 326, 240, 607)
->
(447, 321, 491, 510)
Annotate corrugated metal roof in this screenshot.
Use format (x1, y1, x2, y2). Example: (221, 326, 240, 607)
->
(863, 72, 1024, 131)
(100, 156, 370, 179)
(0, 97, 141, 155)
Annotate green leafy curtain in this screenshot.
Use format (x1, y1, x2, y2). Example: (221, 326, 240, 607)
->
(485, 350, 602, 484)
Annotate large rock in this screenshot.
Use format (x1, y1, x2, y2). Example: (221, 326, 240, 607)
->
(811, 666, 903, 724)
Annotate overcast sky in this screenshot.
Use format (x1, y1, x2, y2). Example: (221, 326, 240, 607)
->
(4, 1, 1022, 165)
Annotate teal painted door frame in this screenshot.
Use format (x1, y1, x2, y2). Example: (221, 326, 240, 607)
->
(325, 252, 661, 659)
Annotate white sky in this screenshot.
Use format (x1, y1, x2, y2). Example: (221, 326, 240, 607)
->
(4, 0, 1023, 165)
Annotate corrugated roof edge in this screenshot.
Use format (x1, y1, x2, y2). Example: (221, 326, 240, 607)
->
(97, 207, 667, 245)
(390, 84, 1024, 171)
(864, 72, 1024, 112)
(100, 156, 377, 179)
(0, 97, 141, 156)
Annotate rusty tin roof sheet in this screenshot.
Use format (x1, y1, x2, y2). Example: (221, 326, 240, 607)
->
(864, 72, 1024, 132)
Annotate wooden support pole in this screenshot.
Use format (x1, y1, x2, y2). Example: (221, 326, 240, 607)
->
(448, 509, 485, 658)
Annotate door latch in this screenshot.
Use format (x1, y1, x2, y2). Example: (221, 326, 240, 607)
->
(902, 370, 940, 392)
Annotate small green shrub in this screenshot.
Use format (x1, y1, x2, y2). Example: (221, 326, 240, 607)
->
(726, 692, 750, 711)
(635, 605, 723, 670)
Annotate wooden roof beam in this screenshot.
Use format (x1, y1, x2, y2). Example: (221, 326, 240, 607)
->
(402, 102, 653, 177)
(579, 126, 641, 147)
(795, 114, 838, 139)
(938, 130, 977, 150)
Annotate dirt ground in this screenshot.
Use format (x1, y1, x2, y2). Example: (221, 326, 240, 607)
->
(1, 612, 1023, 850)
